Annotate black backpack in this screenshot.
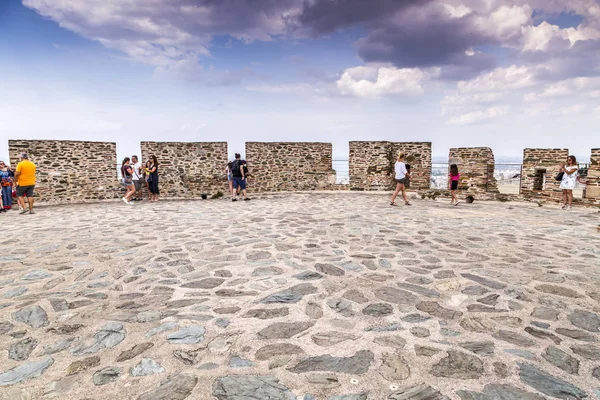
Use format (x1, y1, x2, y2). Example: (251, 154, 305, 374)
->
(231, 160, 241, 176)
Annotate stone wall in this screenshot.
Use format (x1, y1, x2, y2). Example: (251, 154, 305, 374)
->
(8, 140, 120, 204)
(349, 141, 432, 190)
(449, 147, 498, 194)
(521, 148, 569, 202)
(583, 148, 600, 202)
(140, 141, 228, 198)
(349, 141, 392, 190)
(245, 142, 336, 192)
(390, 142, 432, 190)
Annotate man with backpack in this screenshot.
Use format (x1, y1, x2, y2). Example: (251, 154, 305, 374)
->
(230, 153, 250, 201)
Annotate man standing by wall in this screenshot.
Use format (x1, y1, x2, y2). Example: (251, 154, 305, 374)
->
(15, 152, 36, 214)
(131, 155, 143, 201)
(230, 153, 250, 201)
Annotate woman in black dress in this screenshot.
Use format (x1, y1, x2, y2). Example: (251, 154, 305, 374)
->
(147, 155, 160, 202)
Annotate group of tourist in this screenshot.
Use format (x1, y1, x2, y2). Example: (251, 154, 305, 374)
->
(0, 150, 587, 213)
(0, 153, 36, 215)
(225, 153, 251, 201)
(120, 155, 160, 204)
(390, 152, 582, 210)
(118, 152, 252, 205)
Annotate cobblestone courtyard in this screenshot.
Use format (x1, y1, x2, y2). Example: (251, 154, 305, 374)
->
(1, 193, 600, 400)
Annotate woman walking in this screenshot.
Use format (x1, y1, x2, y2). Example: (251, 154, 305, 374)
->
(390, 152, 411, 206)
(449, 164, 460, 205)
(0, 161, 14, 210)
(559, 155, 578, 210)
(121, 157, 135, 205)
(147, 155, 160, 202)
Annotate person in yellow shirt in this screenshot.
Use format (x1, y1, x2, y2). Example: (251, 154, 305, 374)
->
(15, 153, 36, 215)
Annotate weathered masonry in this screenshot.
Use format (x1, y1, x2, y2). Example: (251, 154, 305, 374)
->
(585, 148, 600, 200)
(521, 148, 570, 202)
(449, 147, 498, 194)
(349, 141, 432, 190)
(140, 141, 228, 198)
(5, 139, 599, 207)
(8, 139, 120, 204)
(245, 142, 336, 192)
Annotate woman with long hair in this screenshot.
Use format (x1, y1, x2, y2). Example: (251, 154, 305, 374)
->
(390, 152, 411, 206)
(559, 155, 578, 210)
(121, 157, 135, 205)
(147, 155, 160, 202)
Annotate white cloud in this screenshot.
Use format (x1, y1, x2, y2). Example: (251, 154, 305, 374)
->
(448, 106, 508, 125)
(475, 5, 532, 43)
(525, 102, 552, 116)
(524, 76, 600, 102)
(22, 0, 300, 67)
(457, 65, 540, 93)
(554, 104, 586, 115)
(246, 83, 319, 95)
(440, 3, 472, 18)
(441, 92, 502, 117)
(336, 66, 435, 97)
(522, 21, 600, 52)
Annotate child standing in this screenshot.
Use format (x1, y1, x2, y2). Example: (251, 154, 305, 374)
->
(449, 164, 460, 205)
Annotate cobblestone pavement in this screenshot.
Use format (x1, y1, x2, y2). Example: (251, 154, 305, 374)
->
(1, 193, 599, 400)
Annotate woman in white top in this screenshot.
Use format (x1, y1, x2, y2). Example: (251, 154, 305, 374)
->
(390, 152, 411, 206)
(559, 155, 578, 210)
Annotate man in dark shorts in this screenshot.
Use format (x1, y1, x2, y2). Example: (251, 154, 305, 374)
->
(230, 153, 250, 201)
(15, 153, 36, 214)
(131, 155, 143, 201)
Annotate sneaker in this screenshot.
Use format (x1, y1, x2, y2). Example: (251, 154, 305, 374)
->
(29, 210, 35, 214)
(122, 197, 128, 204)
(567, 205, 572, 211)
(19, 209, 29, 215)
(244, 198, 251, 201)
(232, 198, 237, 202)
(561, 205, 567, 210)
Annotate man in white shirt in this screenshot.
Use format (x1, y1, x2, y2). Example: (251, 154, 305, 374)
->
(131, 155, 143, 201)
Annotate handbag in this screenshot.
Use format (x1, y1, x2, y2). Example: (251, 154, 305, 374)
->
(555, 172, 564, 181)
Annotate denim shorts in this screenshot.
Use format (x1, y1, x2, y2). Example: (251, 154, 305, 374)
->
(233, 177, 246, 190)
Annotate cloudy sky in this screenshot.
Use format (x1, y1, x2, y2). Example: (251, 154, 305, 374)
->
(1, 0, 599, 163)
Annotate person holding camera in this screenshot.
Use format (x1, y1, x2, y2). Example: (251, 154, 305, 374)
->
(558, 155, 578, 210)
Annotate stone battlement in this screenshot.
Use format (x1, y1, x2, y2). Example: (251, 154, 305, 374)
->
(6, 140, 599, 206)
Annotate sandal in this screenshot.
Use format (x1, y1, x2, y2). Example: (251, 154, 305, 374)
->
(390, 202, 397, 206)
(405, 202, 412, 206)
